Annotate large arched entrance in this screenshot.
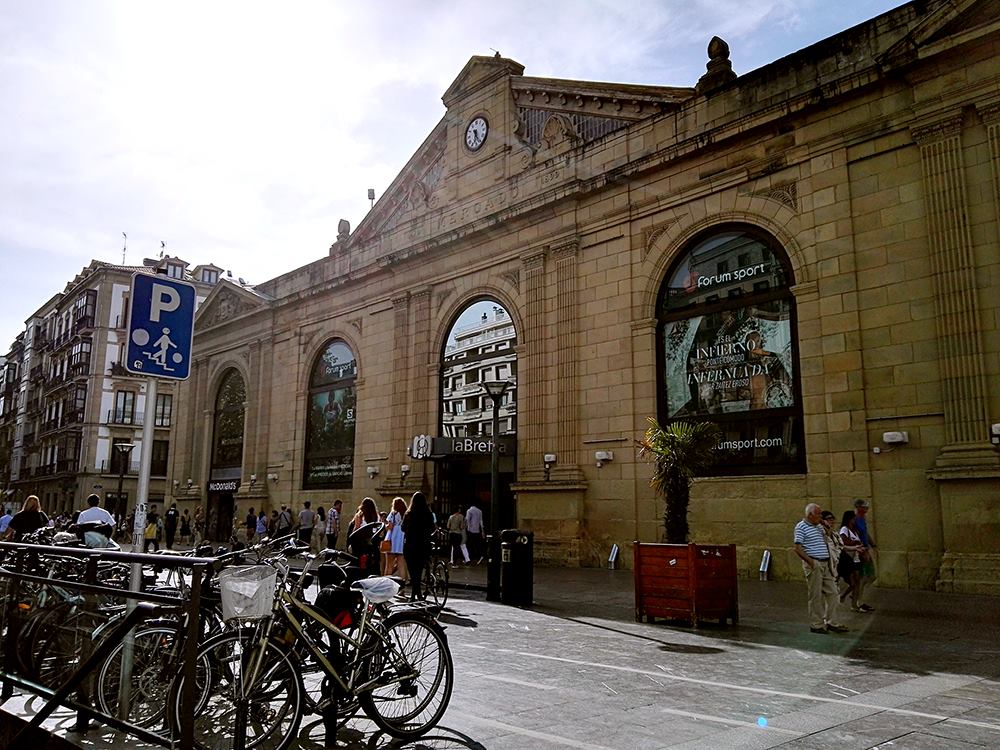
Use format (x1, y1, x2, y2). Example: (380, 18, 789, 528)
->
(436, 300, 517, 532)
(207, 368, 245, 540)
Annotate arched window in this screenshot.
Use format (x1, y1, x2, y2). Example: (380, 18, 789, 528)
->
(304, 340, 357, 489)
(657, 226, 804, 474)
(440, 301, 518, 439)
(212, 369, 246, 471)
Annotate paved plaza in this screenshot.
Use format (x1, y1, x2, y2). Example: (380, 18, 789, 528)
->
(4, 566, 1000, 748)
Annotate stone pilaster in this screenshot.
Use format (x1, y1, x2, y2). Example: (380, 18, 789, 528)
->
(912, 114, 998, 469)
(553, 239, 583, 481)
(408, 289, 432, 448)
(980, 102, 1000, 247)
(519, 248, 547, 474)
(391, 293, 411, 472)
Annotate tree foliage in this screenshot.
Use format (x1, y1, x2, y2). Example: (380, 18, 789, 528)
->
(637, 418, 720, 543)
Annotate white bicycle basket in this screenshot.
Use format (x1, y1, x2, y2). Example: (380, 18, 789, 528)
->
(218, 565, 277, 621)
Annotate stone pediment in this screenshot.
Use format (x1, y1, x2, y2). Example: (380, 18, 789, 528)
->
(351, 122, 448, 246)
(442, 54, 525, 108)
(195, 280, 271, 331)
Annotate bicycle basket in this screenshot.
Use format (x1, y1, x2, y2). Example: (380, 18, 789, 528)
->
(218, 565, 277, 621)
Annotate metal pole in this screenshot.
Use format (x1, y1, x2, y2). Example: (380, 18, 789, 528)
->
(490, 393, 500, 536)
(117, 376, 158, 720)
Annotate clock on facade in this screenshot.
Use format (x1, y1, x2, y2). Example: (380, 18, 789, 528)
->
(465, 116, 489, 151)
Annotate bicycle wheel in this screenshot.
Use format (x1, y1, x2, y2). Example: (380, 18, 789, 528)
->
(431, 560, 449, 608)
(358, 614, 453, 740)
(96, 624, 181, 729)
(34, 607, 106, 688)
(169, 630, 303, 750)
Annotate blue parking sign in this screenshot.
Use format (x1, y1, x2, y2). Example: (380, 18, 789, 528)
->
(125, 273, 196, 380)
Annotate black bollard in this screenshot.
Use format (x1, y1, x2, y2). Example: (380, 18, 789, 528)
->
(322, 700, 338, 748)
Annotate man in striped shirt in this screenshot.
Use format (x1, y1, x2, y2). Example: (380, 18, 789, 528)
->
(794, 503, 848, 634)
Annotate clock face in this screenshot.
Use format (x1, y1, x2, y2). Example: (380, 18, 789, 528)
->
(465, 116, 488, 151)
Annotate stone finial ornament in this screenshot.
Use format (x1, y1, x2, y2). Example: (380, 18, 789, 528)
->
(696, 36, 737, 95)
(337, 219, 351, 241)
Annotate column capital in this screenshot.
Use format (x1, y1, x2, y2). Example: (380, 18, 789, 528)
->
(911, 113, 964, 145)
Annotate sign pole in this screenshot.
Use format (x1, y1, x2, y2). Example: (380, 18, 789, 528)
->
(117, 376, 157, 719)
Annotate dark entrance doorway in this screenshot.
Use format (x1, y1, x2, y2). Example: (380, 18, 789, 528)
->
(434, 454, 516, 533)
(207, 479, 239, 542)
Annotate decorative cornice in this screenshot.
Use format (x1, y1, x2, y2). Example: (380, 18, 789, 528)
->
(911, 113, 964, 144)
(551, 239, 579, 262)
(977, 101, 1000, 125)
(521, 249, 547, 272)
(391, 293, 410, 307)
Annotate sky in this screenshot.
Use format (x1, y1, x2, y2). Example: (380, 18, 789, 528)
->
(0, 0, 904, 351)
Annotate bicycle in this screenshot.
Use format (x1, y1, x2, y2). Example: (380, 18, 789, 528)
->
(166, 548, 453, 749)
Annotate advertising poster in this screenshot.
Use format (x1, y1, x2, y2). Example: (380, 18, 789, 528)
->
(304, 386, 356, 488)
(664, 301, 794, 419)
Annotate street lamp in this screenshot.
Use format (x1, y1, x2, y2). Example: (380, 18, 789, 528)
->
(482, 380, 513, 535)
(482, 380, 512, 602)
(113, 443, 135, 518)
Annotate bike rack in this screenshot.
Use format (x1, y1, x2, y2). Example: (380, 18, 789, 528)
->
(0, 542, 214, 749)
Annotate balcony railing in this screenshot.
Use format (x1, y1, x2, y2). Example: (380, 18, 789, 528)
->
(105, 410, 142, 427)
(69, 356, 92, 377)
(72, 315, 95, 334)
(108, 362, 136, 378)
(99, 459, 141, 476)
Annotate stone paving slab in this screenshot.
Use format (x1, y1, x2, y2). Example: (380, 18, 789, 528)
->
(3, 568, 1000, 748)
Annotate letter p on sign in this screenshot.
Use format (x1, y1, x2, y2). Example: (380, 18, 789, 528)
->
(150, 284, 181, 322)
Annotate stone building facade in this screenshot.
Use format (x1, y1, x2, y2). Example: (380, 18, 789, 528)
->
(0, 256, 225, 517)
(170, 0, 1000, 592)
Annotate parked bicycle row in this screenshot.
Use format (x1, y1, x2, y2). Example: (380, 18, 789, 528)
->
(0, 503, 455, 749)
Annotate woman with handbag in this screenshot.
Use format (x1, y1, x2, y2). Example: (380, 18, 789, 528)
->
(382, 496, 407, 578)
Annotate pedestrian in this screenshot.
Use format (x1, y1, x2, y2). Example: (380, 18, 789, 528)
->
(446, 507, 466, 566)
(164, 502, 180, 549)
(256, 510, 268, 539)
(193, 505, 205, 546)
(465, 501, 484, 563)
(325, 499, 342, 550)
(401, 492, 435, 601)
(384, 496, 406, 577)
(180, 509, 192, 545)
(312, 506, 326, 552)
(297, 501, 316, 546)
(245, 506, 257, 544)
(0, 506, 12, 536)
(144, 504, 161, 553)
(793, 503, 848, 634)
(837, 510, 867, 612)
(275, 504, 293, 537)
(852, 499, 877, 612)
(268, 509, 279, 537)
(75, 493, 116, 548)
(2, 495, 49, 541)
(351, 497, 379, 534)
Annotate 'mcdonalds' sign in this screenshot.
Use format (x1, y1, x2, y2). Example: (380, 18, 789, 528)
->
(208, 479, 240, 492)
(431, 437, 515, 457)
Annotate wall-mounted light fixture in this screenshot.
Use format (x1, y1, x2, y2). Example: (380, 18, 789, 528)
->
(400, 464, 411, 482)
(543, 453, 556, 480)
(595, 450, 614, 468)
(267, 472, 279, 483)
(172, 479, 179, 489)
(366, 466, 379, 479)
(249, 474, 257, 487)
(186, 478, 193, 489)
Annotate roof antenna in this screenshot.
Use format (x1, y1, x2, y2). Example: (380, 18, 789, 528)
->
(121, 232, 127, 264)
(490, 48, 501, 57)
(160, 240, 166, 259)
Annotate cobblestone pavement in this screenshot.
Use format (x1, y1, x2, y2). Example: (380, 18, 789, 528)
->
(4, 566, 1000, 748)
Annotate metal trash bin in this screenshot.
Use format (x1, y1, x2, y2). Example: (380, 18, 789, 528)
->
(499, 529, 533, 606)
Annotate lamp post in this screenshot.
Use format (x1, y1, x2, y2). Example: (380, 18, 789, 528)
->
(113, 443, 135, 519)
(482, 380, 512, 532)
(482, 380, 512, 602)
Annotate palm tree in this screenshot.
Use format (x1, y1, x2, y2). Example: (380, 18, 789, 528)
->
(637, 418, 720, 543)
